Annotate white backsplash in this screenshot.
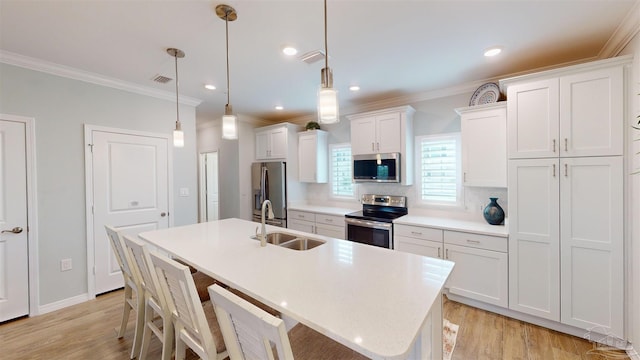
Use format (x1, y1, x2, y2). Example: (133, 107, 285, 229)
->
(305, 182, 507, 223)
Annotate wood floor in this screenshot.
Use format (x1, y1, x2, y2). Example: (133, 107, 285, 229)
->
(0, 290, 631, 360)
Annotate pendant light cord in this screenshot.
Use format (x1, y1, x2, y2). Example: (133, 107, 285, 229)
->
(324, 0, 328, 70)
(225, 11, 231, 107)
(174, 52, 180, 124)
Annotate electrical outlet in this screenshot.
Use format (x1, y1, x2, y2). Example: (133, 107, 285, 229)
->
(60, 258, 72, 272)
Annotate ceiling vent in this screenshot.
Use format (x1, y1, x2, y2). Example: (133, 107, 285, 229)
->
(299, 49, 325, 64)
(152, 74, 173, 84)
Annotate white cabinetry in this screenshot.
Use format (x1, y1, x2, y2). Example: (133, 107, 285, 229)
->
(256, 125, 288, 160)
(395, 224, 443, 259)
(443, 231, 508, 308)
(298, 130, 328, 183)
(456, 102, 507, 187)
(288, 210, 345, 240)
(347, 106, 415, 185)
(395, 224, 508, 308)
(507, 65, 623, 159)
(502, 57, 627, 336)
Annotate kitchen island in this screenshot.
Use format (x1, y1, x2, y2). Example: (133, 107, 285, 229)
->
(139, 218, 454, 360)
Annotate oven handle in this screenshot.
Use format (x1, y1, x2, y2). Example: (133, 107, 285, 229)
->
(345, 217, 393, 231)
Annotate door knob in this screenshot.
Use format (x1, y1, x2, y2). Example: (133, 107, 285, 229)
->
(160, 212, 167, 217)
(2, 227, 23, 234)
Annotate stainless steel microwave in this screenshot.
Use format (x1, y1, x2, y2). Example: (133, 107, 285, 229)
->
(352, 153, 401, 183)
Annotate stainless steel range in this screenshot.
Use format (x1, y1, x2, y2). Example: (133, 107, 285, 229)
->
(344, 194, 407, 249)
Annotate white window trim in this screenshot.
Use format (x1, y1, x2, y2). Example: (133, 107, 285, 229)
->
(414, 133, 463, 209)
(329, 142, 356, 200)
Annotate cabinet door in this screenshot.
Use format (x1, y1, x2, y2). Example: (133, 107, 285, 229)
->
(315, 223, 345, 239)
(507, 78, 559, 159)
(444, 243, 508, 307)
(350, 117, 377, 155)
(375, 113, 401, 153)
(461, 105, 507, 187)
(255, 130, 270, 159)
(560, 156, 623, 336)
(298, 133, 317, 182)
(288, 218, 315, 233)
(508, 158, 560, 320)
(269, 127, 288, 159)
(559, 66, 623, 157)
(395, 235, 442, 258)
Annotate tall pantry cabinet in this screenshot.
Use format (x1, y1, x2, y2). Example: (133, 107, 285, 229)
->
(503, 57, 627, 337)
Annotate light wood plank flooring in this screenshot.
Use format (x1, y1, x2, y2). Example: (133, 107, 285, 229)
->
(0, 290, 631, 360)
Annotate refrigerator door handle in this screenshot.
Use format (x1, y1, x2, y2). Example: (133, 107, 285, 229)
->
(261, 166, 267, 206)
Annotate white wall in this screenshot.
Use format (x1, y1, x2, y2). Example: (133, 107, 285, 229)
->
(0, 63, 198, 306)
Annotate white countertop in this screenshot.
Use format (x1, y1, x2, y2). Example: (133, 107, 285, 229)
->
(394, 215, 508, 237)
(287, 204, 357, 216)
(139, 218, 454, 359)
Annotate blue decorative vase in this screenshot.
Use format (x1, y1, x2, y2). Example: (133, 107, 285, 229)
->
(483, 197, 505, 225)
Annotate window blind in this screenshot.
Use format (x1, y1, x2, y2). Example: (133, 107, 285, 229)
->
(330, 144, 354, 197)
(419, 136, 459, 203)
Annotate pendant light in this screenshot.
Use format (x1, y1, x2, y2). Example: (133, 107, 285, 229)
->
(318, 0, 339, 124)
(217, 4, 238, 140)
(167, 48, 185, 147)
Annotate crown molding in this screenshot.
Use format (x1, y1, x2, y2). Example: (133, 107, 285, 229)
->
(599, 0, 640, 58)
(0, 50, 202, 107)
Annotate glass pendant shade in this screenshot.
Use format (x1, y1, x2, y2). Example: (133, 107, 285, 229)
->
(222, 114, 238, 139)
(318, 87, 339, 124)
(173, 128, 184, 147)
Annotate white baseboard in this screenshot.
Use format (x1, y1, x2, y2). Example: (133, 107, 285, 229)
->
(36, 293, 91, 315)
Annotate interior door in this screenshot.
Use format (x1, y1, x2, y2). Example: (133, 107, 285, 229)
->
(91, 130, 169, 294)
(201, 151, 219, 222)
(0, 119, 29, 322)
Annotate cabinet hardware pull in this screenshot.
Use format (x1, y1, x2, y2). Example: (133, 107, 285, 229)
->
(377, 142, 380, 151)
(371, 142, 375, 151)
(445, 249, 449, 259)
(552, 164, 556, 177)
(326, 218, 333, 222)
(466, 239, 481, 244)
(564, 163, 568, 177)
(411, 231, 422, 236)
(564, 138, 568, 152)
(553, 139, 556, 152)
(438, 247, 441, 258)
(463, 172, 466, 182)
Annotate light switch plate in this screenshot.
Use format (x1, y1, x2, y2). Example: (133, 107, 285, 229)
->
(179, 187, 189, 197)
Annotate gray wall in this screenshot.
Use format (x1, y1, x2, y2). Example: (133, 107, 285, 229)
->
(0, 63, 198, 306)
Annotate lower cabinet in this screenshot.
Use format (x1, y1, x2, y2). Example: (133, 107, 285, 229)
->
(443, 231, 508, 308)
(288, 210, 345, 239)
(395, 224, 508, 308)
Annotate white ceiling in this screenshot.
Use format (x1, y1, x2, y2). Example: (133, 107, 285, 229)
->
(0, 0, 636, 124)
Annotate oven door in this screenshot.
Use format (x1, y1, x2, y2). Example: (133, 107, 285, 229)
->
(345, 218, 393, 249)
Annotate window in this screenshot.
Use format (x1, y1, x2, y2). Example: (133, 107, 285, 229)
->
(330, 143, 354, 198)
(416, 133, 461, 205)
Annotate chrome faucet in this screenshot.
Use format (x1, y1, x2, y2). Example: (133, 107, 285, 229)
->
(259, 199, 274, 247)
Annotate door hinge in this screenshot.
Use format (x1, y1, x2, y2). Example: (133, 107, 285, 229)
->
(91, 205, 94, 214)
(88, 143, 94, 153)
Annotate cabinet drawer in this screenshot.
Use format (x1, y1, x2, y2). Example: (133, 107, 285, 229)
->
(444, 231, 507, 253)
(315, 214, 344, 227)
(395, 236, 442, 258)
(395, 224, 443, 242)
(289, 210, 315, 222)
(315, 223, 345, 239)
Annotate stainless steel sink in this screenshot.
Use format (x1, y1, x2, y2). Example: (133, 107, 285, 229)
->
(279, 238, 326, 251)
(250, 232, 297, 245)
(250, 232, 325, 250)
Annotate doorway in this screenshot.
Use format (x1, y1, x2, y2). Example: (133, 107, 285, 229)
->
(199, 151, 219, 222)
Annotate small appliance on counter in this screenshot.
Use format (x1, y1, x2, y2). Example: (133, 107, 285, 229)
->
(344, 194, 407, 249)
(251, 161, 287, 228)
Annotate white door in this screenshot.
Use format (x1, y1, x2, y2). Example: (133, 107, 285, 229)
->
(205, 152, 219, 221)
(560, 156, 624, 336)
(90, 130, 170, 294)
(508, 158, 560, 321)
(0, 120, 29, 322)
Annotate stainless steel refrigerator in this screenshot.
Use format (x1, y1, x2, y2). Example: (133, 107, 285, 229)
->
(251, 161, 287, 227)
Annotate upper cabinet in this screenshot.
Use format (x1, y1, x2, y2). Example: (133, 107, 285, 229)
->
(504, 62, 624, 159)
(347, 106, 415, 185)
(255, 124, 290, 160)
(456, 102, 507, 187)
(298, 130, 328, 183)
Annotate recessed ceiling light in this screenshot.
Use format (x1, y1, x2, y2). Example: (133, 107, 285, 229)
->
(204, 84, 216, 90)
(275, 105, 284, 110)
(282, 46, 298, 56)
(484, 47, 502, 57)
(349, 85, 361, 91)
